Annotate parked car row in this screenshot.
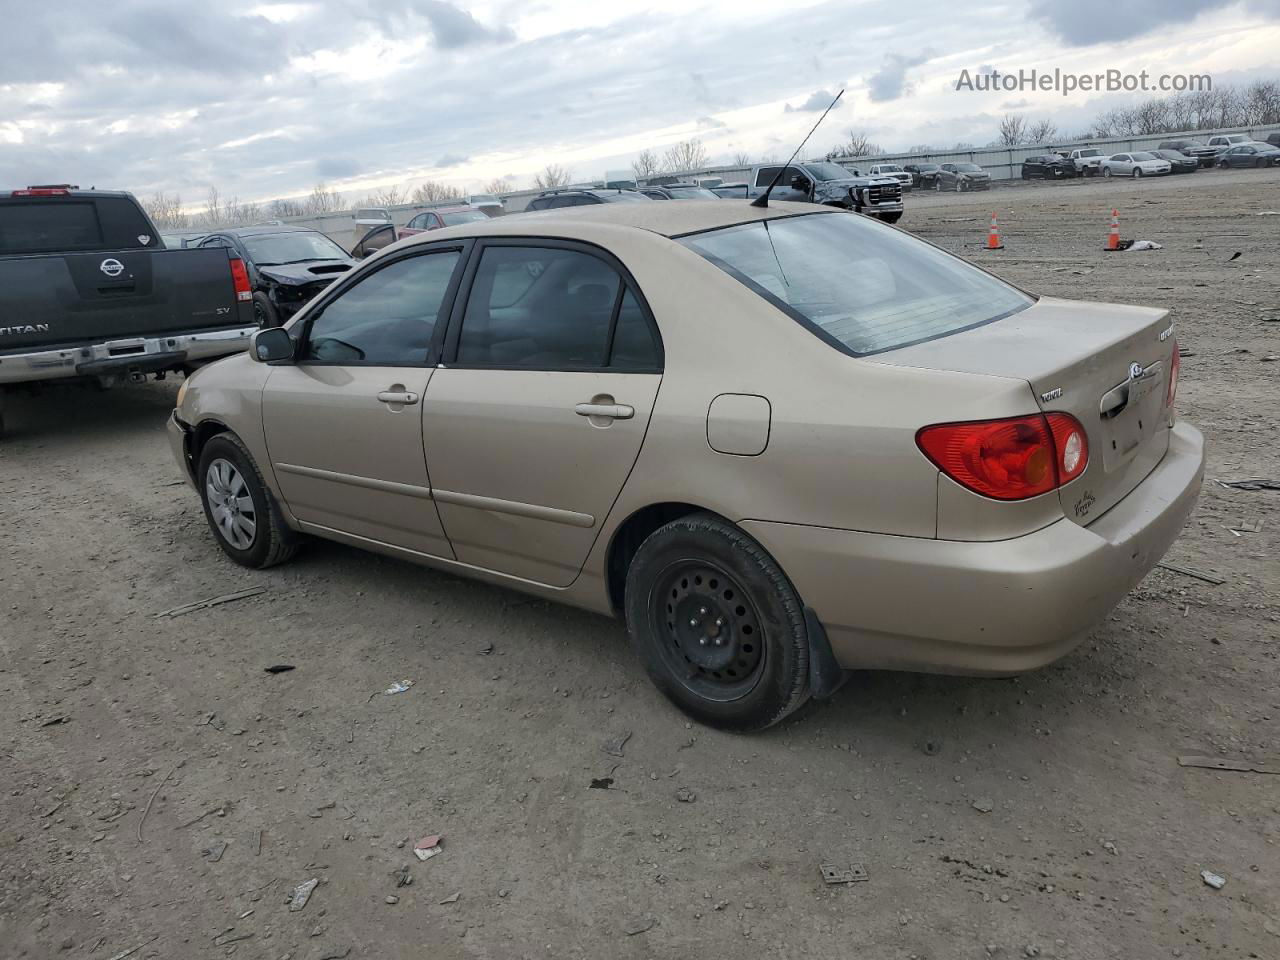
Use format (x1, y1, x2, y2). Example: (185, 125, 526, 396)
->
(1019, 134, 1280, 180)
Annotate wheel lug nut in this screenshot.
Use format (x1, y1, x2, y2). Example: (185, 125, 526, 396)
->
(699, 607, 708, 616)
(699, 637, 708, 646)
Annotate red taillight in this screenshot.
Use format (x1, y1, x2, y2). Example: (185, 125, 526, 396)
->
(1167, 340, 1180, 410)
(916, 412, 1089, 501)
(229, 257, 252, 302)
(11, 188, 70, 197)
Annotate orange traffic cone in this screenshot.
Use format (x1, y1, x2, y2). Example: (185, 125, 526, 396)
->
(985, 212, 1004, 250)
(1105, 208, 1121, 251)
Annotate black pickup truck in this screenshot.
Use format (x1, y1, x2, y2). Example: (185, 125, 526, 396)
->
(0, 186, 258, 432)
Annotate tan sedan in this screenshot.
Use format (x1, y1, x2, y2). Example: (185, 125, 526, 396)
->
(169, 201, 1204, 730)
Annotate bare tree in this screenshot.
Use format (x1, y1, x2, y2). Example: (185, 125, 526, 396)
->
(998, 114, 1027, 146)
(409, 181, 462, 204)
(142, 192, 188, 230)
(269, 197, 305, 219)
(661, 138, 709, 173)
(632, 149, 661, 180)
(731, 151, 753, 166)
(359, 184, 407, 208)
(483, 177, 511, 195)
(828, 130, 883, 159)
(305, 182, 342, 215)
(1026, 118, 1058, 143)
(201, 186, 224, 227)
(534, 164, 573, 189)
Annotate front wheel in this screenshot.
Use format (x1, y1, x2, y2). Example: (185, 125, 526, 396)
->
(955, 180, 964, 192)
(197, 433, 299, 568)
(877, 211, 903, 224)
(624, 514, 811, 731)
(1102, 167, 1113, 178)
(1132, 168, 1143, 179)
(934, 179, 941, 192)
(253, 291, 281, 328)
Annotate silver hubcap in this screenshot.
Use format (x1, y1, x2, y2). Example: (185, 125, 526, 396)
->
(206, 458, 257, 550)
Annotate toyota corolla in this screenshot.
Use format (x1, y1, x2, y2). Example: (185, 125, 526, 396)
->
(169, 201, 1204, 731)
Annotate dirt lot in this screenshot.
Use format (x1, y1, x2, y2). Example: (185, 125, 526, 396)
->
(2, 169, 1278, 960)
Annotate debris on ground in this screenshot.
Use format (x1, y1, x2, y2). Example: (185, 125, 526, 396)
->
(289, 878, 319, 911)
(315, 947, 352, 960)
(972, 797, 995, 813)
(40, 715, 70, 727)
(602, 730, 633, 758)
(922, 738, 943, 756)
(1210, 477, 1280, 491)
(1157, 562, 1226, 585)
(154, 586, 266, 619)
(1201, 870, 1226, 890)
(212, 930, 253, 946)
(1178, 755, 1279, 775)
(623, 916, 655, 935)
(201, 840, 228, 862)
(589, 777, 614, 790)
(264, 664, 296, 674)
(106, 935, 160, 960)
(413, 834, 443, 861)
(137, 759, 183, 842)
(476, 640, 494, 655)
(381, 680, 415, 696)
(438, 892, 460, 904)
(820, 862, 869, 885)
(395, 865, 413, 887)
(1230, 518, 1265, 533)
(1102, 841, 1118, 855)
(675, 787, 697, 803)
(384, 895, 399, 904)
(1124, 240, 1163, 252)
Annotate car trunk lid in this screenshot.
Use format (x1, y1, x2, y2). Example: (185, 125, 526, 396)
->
(876, 296, 1177, 526)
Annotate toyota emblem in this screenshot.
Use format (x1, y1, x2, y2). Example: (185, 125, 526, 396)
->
(100, 258, 125, 278)
(1128, 361, 1144, 379)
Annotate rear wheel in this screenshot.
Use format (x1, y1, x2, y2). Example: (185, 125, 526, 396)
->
(1102, 167, 1113, 178)
(955, 180, 964, 192)
(1132, 168, 1143, 179)
(1256, 158, 1266, 168)
(624, 514, 810, 731)
(197, 434, 299, 568)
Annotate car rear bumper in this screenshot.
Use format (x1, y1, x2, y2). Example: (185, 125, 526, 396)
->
(743, 421, 1204, 676)
(0, 326, 255, 386)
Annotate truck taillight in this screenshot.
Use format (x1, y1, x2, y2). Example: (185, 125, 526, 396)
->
(916, 412, 1089, 501)
(1167, 340, 1180, 410)
(11, 188, 70, 197)
(229, 257, 252, 302)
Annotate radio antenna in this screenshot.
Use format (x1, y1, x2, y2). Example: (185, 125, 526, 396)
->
(751, 88, 845, 208)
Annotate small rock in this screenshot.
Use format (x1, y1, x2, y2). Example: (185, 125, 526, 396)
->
(1024, 947, 1041, 958)
(922, 738, 943, 756)
(384, 895, 399, 905)
(999, 894, 1011, 903)
(972, 798, 994, 814)
(676, 787, 697, 803)
(1102, 841, 1118, 855)
(59, 937, 74, 952)
(1201, 870, 1226, 890)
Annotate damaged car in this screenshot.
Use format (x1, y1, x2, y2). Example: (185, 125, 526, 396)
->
(194, 225, 356, 327)
(745, 162, 904, 223)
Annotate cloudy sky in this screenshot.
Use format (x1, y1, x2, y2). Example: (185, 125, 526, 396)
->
(2, 0, 1278, 205)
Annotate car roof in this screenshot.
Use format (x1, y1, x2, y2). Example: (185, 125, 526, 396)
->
(220, 224, 322, 237)
(401, 199, 837, 244)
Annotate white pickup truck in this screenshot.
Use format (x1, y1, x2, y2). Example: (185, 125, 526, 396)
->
(1064, 148, 1104, 176)
(867, 164, 914, 191)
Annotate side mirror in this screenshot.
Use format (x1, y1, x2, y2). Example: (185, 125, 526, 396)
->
(250, 326, 295, 363)
(790, 176, 810, 191)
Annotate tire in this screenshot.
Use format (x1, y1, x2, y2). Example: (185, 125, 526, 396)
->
(197, 433, 299, 569)
(878, 211, 903, 224)
(1132, 168, 1143, 179)
(1256, 158, 1265, 168)
(253, 291, 281, 328)
(955, 180, 964, 192)
(934, 179, 941, 192)
(1021, 169, 1029, 180)
(624, 513, 810, 731)
(1102, 167, 1112, 178)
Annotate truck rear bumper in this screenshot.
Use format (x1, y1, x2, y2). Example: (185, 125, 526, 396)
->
(0, 326, 255, 386)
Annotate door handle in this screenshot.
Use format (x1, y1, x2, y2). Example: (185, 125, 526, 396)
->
(575, 402, 634, 420)
(377, 390, 420, 405)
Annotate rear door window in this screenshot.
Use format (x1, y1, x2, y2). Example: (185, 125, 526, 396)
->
(453, 244, 661, 370)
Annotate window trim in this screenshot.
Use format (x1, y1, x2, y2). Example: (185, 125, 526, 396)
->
(290, 239, 473, 369)
(439, 236, 664, 374)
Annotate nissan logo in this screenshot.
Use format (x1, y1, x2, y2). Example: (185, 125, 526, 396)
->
(100, 258, 125, 278)
(1129, 362, 1144, 380)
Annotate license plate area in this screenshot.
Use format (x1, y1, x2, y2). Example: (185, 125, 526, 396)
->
(1100, 375, 1162, 470)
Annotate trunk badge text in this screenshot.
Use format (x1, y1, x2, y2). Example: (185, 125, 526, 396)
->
(1040, 387, 1063, 403)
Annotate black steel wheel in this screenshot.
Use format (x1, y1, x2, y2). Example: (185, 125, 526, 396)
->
(625, 513, 811, 731)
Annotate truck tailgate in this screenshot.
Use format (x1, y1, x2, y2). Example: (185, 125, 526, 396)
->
(0, 247, 252, 351)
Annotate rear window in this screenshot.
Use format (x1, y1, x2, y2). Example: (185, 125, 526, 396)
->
(439, 210, 489, 226)
(0, 199, 103, 254)
(680, 212, 1032, 356)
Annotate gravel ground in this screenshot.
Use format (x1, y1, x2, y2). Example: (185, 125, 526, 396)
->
(1, 168, 1277, 960)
